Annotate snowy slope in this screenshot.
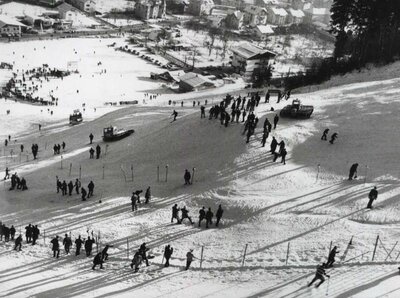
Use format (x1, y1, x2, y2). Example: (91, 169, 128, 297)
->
(2, 62, 400, 297)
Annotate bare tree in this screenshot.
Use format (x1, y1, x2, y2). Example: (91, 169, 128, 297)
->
(208, 27, 221, 56)
(221, 30, 231, 59)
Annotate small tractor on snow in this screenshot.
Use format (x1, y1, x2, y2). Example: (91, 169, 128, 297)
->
(279, 99, 314, 119)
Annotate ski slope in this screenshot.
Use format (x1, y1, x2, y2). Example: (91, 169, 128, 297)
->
(2, 62, 400, 297)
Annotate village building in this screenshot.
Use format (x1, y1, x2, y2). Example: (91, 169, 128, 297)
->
(187, 0, 214, 16)
(243, 5, 267, 27)
(178, 72, 215, 92)
(287, 8, 305, 24)
(224, 11, 243, 30)
(0, 15, 26, 36)
(254, 24, 274, 41)
(230, 42, 276, 80)
(304, 5, 330, 27)
(57, 3, 80, 21)
(291, 0, 307, 10)
(135, 0, 166, 19)
(267, 7, 288, 25)
(66, 0, 96, 13)
(36, 0, 63, 7)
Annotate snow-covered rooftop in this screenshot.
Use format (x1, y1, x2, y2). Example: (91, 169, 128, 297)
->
(0, 15, 26, 27)
(289, 8, 305, 18)
(271, 7, 288, 17)
(256, 25, 274, 34)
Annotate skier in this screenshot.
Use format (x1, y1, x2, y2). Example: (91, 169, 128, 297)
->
(184, 169, 191, 185)
(51, 236, 60, 258)
(164, 244, 173, 267)
(96, 145, 101, 159)
(171, 110, 178, 121)
(326, 246, 339, 267)
(198, 207, 206, 227)
(75, 235, 83, 256)
(273, 114, 279, 129)
(205, 207, 213, 228)
(367, 186, 378, 209)
(87, 181, 94, 198)
(185, 249, 195, 270)
(321, 129, 329, 141)
(81, 187, 87, 201)
(171, 204, 180, 223)
(92, 252, 104, 270)
(308, 263, 330, 288)
(216, 205, 223, 227)
(329, 132, 338, 144)
(89, 133, 94, 144)
(144, 187, 151, 204)
(348, 163, 358, 180)
(14, 235, 22, 251)
(63, 233, 72, 254)
(270, 137, 278, 154)
(181, 206, 193, 224)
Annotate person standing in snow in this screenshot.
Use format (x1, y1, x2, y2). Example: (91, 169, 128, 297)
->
(171, 110, 178, 121)
(200, 106, 206, 118)
(308, 263, 330, 288)
(68, 181, 74, 196)
(184, 169, 191, 185)
(261, 131, 268, 147)
(81, 187, 87, 201)
(85, 236, 95, 257)
(273, 114, 279, 129)
(198, 207, 206, 227)
(89, 133, 94, 144)
(216, 205, 224, 227)
(92, 252, 104, 270)
(75, 235, 84, 256)
(10, 225, 15, 240)
(131, 192, 138, 212)
(348, 163, 358, 180)
(164, 245, 173, 267)
(87, 181, 94, 198)
(205, 207, 214, 229)
(281, 148, 287, 165)
(89, 147, 95, 159)
(186, 249, 196, 270)
(171, 204, 181, 223)
(367, 186, 378, 209)
(145, 186, 151, 204)
(74, 179, 81, 194)
(321, 129, 329, 141)
(96, 145, 101, 159)
(101, 244, 112, 261)
(270, 137, 278, 154)
(326, 246, 340, 267)
(51, 236, 60, 258)
(329, 132, 338, 144)
(63, 233, 72, 254)
(180, 206, 193, 224)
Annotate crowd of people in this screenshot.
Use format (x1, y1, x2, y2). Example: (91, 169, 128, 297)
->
(55, 177, 94, 201)
(171, 204, 224, 228)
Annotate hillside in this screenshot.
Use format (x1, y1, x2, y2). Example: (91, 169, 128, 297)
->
(1, 66, 400, 297)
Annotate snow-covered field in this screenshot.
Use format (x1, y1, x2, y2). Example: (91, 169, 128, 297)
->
(2, 38, 400, 297)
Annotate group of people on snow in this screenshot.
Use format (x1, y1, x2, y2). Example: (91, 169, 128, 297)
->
(171, 204, 224, 228)
(8, 172, 28, 191)
(53, 142, 65, 155)
(130, 187, 151, 212)
(56, 177, 94, 201)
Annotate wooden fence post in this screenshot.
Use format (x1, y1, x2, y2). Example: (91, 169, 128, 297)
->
(285, 242, 290, 265)
(364, 164, 368, 184)
(200, 246, 204, 268)
(60, 155, 63, 169)
(79, 165, 82, 179)
(372, 235, 379, 261)
(69, 163, 72, 176)
(127, 238, 129, 260)
(165, 165, 168, 182)
(102, 165, 105, 180)
(157, 165, 159, 182)
(131, 165, 133, 182)
(242, 244, 248, 267)
(43, 229, 46, 245)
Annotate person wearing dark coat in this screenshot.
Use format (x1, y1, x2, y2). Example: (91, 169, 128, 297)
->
(281, 148, 287, 165)
(348, 163, 358, 180)
(89, 147, 95, 159)
(181, 207, 193, 224)
(75, 235, 84, 256)
(51, 236, 60, 258)
(85, 236, 95, 257)
(367, 186, 378, 209)
(205, 208, 213, 228)
(81, 187, 87, 201)
(14, 235, 22, 251)
(216, 205, 223, 227)
(171, 110, 178, 121)
(171, 204, 180, 223)
(101, 244, 112, 261)
(32, 225, 40, 245)
(329, 132, 338, 144)
(20, 177, 28, 190)
(278, 140, 285, 154)
(139, 243, 150, 266)
(62, 180, 67, 196)
(198, 207, 206, 227)
(92, 252, 104, 270)
(25, 224, 32, 243)
(75, 179, 80, 194)
(200, 106, 206, 118)
(184, 169, 191, 185)
(87, 181, 94, 198)
(261, 132, 268, 147)
(326, 246, 339, 267)
(68, 181, 74, 196)
(321, 129, 329, 141)
(308, 263, 330, 287)
(96, 145, 101, 159)
(89, 133, 94, 144)
(270, 137, 278, 154)
(273, 114, 279, 129)
(63, 234, 72, 254)
(10, 225, 16, 240)
(186, 249, 195, 270)
(56, 177, 61, 193)
(145, 187, 151, 204)
(164, 245, 173, 267)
